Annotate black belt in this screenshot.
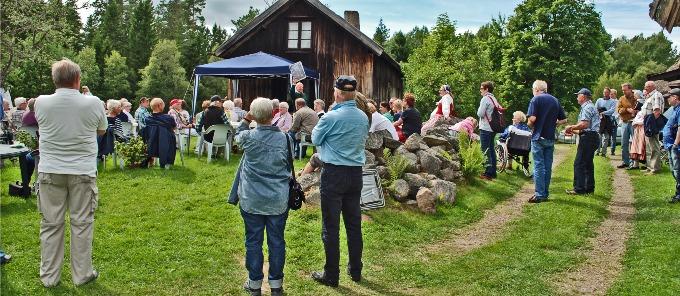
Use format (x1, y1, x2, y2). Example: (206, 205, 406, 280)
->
(580, 131, 598, 136)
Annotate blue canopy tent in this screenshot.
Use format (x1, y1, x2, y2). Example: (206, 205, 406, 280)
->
(191, 51, 320, 119)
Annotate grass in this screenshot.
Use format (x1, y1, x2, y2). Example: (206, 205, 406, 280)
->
(1, 140, 533, 295)
(608, 165, 680, 296)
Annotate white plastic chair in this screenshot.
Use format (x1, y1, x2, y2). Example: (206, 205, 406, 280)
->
(298, 132, 315, 159)
(121, 122, 133, 138)
(200, 124, 231, 163)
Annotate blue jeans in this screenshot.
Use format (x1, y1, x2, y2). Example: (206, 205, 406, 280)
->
(480, 130, 497, 178)
(670, 148, 680, 197)
(531, 138, 555, 199)
(240, 208, 288, 289)
(621, 122, 633, 166)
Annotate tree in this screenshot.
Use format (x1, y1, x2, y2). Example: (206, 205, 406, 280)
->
(373, 18, 390, 47)
(75, 47, 102, 93)
(210, 23, 228, 52)
(630, 60, 666, 89)
(405, 26, 429, 56)
(102, 51, 132, 100)
(501, 0, 610, 112)
(404, 14, 497, 117)
(607, 33, 678, 75)
(128, 0, 156, 75)
(231, 6, 260, 33)
(592, 72, 632, 102)
(386, 31, 409, 63)
(92, 0, 127, 76)
(155, 0, 186, 41)
(137, 40, 190, 99)
(477, 15, 507, 72)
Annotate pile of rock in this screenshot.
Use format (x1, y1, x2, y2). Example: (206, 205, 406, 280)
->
(298, 119, 464, 214)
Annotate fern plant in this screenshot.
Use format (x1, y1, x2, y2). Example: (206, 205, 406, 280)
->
(457, 132, 486, 179)
(384, 149, 409, 184)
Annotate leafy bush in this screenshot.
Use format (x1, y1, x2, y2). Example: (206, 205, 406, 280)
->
(14, 130, 38, 150)
(115, 136, 148, 168)
(457, 132, 486, 179)
(384, 149, 409, 183)
(440, 150, 453, 161)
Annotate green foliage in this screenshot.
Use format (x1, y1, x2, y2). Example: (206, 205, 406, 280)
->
(76, 47, 102, 92)
(630, 60, 666, 89)
(440, 150, 453, 161)
(477, 15, 507, 72)
(14, 131, 38, 150)
(458, 132, 486, 179)
(102, 51, 132, 100)
(137, 40, 189, 99)
(384, 149, 409, 183)
(501, 0, 610, 112)
(385, 31, 408, 62)
(128, 0, 156, 76)
(231, 6, 260, 33)
(373, 18, 390, 47)
(114, 136, 148, 167)
(404, 13, 497, 117)
(607, 33, 678, 75)
(592, 72, 632, 101)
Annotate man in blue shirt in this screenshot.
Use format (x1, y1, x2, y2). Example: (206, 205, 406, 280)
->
(565, 88, 601, 195)
(595, 87, 618, 156)
(527, 80, 567, 203)
(662, 88, 680, 203)
(311, 75, 369, 287)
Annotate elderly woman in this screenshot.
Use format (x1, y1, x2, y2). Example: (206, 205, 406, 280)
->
(629, 90, 647, 169)
(106, 100, 128, 142)
(223, 100, 235, 121)
(21, 98, 38, 127)
(272, 102, 293, 132)
(392, 93, 422, 141)
(121, 101, 135, 123)
(229, 97, 290, 296)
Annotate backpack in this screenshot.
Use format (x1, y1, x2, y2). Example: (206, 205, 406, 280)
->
(486, 95, 505, 133)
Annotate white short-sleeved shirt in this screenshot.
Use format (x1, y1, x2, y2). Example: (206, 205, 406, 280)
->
(35, 88, 108, 177)
(370, 112, 399, 140)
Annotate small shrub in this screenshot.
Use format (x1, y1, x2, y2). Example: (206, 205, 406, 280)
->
(115, 136, 148, 168)
(384, 150, 409, 183)
(457, 132, 486, 179)
(15, 130, 38, 150)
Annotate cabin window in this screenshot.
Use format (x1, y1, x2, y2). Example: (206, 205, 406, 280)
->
(288, 21, 312, 49)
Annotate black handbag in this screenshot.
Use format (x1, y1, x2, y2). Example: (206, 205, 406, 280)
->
(285, 134, 305, 210)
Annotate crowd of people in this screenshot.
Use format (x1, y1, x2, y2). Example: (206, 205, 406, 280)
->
(4, 55, 680, 295)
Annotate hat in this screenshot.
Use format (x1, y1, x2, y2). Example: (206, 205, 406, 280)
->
(440, 84, 451, 93)
(210, 95, 222, 102)
(334, 75, 357, 91)
(665, 88, 680, 98)
(574, 88, 592, 97)
(169, 98, 183, 106)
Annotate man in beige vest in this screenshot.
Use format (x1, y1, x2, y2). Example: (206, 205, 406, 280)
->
(35, 59, 107, 287)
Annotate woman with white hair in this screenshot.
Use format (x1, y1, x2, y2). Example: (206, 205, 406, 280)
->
(272, 101, 292, 132)
(106, 99, 128, 142)
(228, 97, 292, 296)
(223, 100, 235, 121)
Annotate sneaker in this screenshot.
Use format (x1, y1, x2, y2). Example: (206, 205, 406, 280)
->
(0, 253, 11, 265)
(243, 280, 262, 296)
(75, 270, 98, 286)
(311, 271, 338, 287)
(528, 195, 544, 203)
(670, 197, 680, 204)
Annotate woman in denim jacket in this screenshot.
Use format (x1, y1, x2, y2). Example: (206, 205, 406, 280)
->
(230, 97, 292, 296)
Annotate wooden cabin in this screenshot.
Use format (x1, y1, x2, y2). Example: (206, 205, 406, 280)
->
(214, 0, 403, 107)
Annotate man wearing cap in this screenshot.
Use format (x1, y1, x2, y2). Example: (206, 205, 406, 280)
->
(195, 95, 229, 143)
(565, 88, 600, 195)
(662, 88, 680, 203)
(311, 75, 369, 287)
(168, 98, 194, 132)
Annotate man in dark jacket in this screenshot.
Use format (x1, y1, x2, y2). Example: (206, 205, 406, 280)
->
(196, 95, 229, 142)
(143, 98, 176, 167)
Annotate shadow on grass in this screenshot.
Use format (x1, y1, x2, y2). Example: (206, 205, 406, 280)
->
(347, 278, 413, 296)
(0, 196, 37, 217)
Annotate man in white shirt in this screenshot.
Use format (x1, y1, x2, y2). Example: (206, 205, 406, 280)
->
(368, 102, 398, 140)
(35, 59, 107, 288)
(643, 81, 665, 174)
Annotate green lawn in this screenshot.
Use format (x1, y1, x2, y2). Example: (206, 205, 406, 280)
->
(1, 144, 676, 295)
(608, 166, 680, 296)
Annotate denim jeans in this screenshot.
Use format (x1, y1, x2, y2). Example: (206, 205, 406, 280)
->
(320, 163, 363, 281)
(609, 126, 617, 154)
(621, 122, 633, 166)
(573, 132, 600, 193)
(240, 208, 289, 289)
(669, 148, 680, 197)
(531, 138, 555, 199)
(480, 130, 497, 178)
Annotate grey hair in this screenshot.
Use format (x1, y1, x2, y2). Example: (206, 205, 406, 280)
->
(223, 100, 234, 110)
(51, 59, 81, 88)
(271, 99, 280, 108)
(532, 80, 548, 93)
(279, 101, 289, 110)
(314, 99, 325, 109)
(14, 97, 26, 106)
(107, 99, 121, 110)
(250, 97, 273, 124)
(234, 97, 243, 107)
(295, 98, 306, 107)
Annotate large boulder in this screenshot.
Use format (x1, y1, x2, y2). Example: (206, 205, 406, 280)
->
(365, 132, 384, 150)
(399, 152, 419, 173)
(404, 134, 426, 152)
(416, 187, 436, 214)
(364, 150, 376, 168)
(383, 137, 402, 149)
(417, 150, 442, 176)
(440, 168, 457, 182)
(449, 160, 462, 171)
(404, 173, 428, 196)
(429, 179, 457, 204)
(391, 179, 410, 202)
(427, 126, 460, 151)
(423, 135, 452, 150)
(305, 188, 321, 206)
(299, 171, 321, 192)
(376, 165, 390, 180)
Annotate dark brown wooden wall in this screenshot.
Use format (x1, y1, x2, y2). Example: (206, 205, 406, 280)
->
(220, 0, 402, 109)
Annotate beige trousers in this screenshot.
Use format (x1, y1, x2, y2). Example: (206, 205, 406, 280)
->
(645, 136, 662, 172)
(37, 173, 98, 286)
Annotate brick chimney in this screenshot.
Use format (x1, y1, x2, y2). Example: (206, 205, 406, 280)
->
(344, 11, 360, 30)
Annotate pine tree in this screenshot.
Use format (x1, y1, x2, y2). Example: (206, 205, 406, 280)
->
(231, 6, 260, 33)
(102, 51, 132, 100)
(128, 0, 156, 76)
(373, 18, 390, 47)
(137, 40, 190, 99)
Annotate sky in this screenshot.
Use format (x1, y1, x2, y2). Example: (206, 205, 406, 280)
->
(78, 0, 680, 47)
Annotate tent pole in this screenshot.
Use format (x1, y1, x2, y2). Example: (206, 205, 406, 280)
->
(189, 74, 200, 152)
